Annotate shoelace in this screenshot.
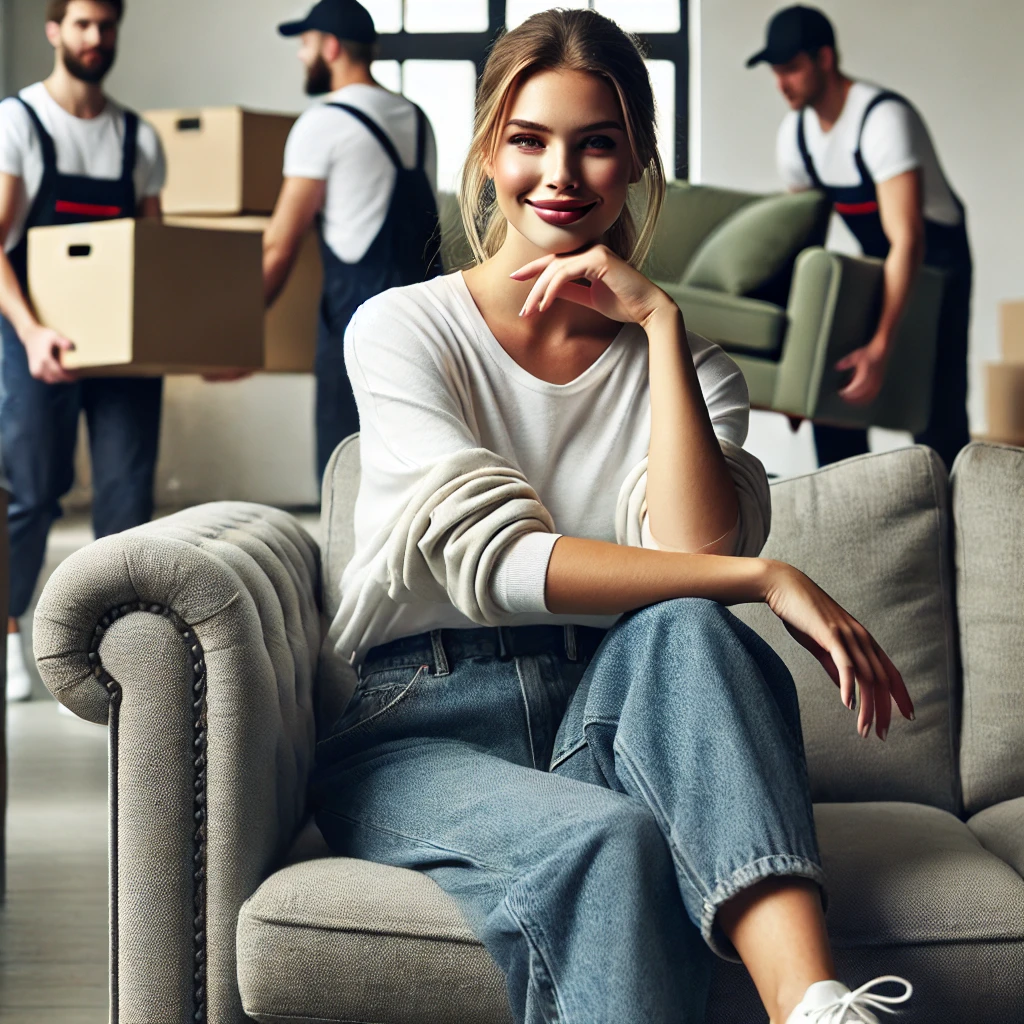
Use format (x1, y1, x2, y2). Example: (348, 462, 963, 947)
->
(808, 976, 914, 1023)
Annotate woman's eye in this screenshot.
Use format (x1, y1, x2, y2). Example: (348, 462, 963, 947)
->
(583, 135, 616, 151)
(510, 135, 543, 150)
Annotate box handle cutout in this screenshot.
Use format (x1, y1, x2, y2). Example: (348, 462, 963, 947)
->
(68, 244, 92, 258)
(176, 117, 202, 132)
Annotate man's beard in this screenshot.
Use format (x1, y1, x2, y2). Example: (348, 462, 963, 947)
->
(62, 47, 116, 84)
(305, 56, 332, 96)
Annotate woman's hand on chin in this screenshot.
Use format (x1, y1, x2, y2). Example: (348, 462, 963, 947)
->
(510, 244, 675, 327)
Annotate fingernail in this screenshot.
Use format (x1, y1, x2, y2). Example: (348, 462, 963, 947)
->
(519, 304, 527, 318)
(860, 723, 870, 739)
(910, 712, 916, 721)
(880, 726, 887, 741)
(847, 695, 856, 711)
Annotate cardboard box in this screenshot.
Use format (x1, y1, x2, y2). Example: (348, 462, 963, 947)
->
(145, 107, 295, 215)
(1000, 300, 1024, 364)
(28, 218, 264, 375)
(165, 215, 321, 372)
(986, 362, 1024, 444)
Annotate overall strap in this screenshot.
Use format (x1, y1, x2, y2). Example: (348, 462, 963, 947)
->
(414, 104, 427, 171)
(795, 110, 823, 188)
(15, 95, 58, 173)
(120, 109, 139, 184)
(855, 89, 910, 160)
(326, 102, 403, 171)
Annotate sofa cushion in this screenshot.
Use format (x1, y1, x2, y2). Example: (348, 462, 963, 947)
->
(239, 804, 1024, 1024)
(951, 442, 1024, 814)
(662, 282, 788, 356)
(681, 189, 830, 297)
(969, 795, 1024, 878)
(237, 858, 513, 1024)
(733, 447, 961, 811)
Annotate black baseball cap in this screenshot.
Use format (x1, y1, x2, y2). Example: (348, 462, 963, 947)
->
(746, 5, 835, 68)
(278, 0, 376, 43)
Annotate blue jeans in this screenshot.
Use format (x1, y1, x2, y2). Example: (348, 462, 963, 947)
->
(314, 599, 826, 1024)
(0, 317, 162, 617)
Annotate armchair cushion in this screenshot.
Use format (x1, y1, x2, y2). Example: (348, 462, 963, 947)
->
(681, 190, 829, 296)
(660, 283, 788, 356)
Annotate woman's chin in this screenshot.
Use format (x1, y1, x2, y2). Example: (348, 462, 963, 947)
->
(510, 220, 605, 257)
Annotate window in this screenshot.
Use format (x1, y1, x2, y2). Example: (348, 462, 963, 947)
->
(376, 2, 687, 185)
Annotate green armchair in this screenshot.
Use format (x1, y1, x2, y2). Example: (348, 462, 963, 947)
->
(439, 183, 945, 434)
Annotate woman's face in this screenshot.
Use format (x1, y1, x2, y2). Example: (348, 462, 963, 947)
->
(490, 68, 635, 255)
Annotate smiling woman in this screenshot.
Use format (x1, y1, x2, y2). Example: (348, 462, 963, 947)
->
(313, 9, 916, 1024)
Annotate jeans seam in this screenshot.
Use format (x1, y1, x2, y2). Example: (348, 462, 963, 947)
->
(514, 657, 538, 770)
(502, 893, 568, 1024)
(611, 737, 713, 905)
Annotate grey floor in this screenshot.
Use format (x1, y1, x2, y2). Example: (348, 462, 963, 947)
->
(1, 509, 320, 1022)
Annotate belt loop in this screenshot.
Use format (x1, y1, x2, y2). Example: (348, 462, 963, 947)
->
(564, 624, 578, 662)
(430, 629, 450, 677)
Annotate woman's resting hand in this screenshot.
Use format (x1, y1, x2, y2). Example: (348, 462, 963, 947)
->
(762, 560, 915, 741)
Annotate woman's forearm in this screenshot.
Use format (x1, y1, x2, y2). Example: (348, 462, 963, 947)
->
(643, 303, 739, 551)
(545, 535, 772, 615)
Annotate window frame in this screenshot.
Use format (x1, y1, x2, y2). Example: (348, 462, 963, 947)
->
(375, 0, 688, 180)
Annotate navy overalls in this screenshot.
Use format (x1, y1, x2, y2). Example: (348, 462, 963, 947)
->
(314, 101, 441, 479)
(797, 90, 972, 471)
(0, 96, 162, 619)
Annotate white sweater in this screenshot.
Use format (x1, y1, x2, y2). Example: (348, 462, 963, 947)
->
(328, 271, 768, 664)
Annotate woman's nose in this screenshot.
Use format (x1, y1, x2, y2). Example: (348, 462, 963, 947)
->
(543, 143, 578, 191)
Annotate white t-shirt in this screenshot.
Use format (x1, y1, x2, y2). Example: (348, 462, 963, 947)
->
(283, 83, 438, 264)
(337, 271, 751, 660)
(776, 80, 961, 228)
(0, 82, 166, 253)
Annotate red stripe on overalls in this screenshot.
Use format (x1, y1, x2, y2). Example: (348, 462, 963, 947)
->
(834, 200, 879, 215)
(55, 200, 123, 217)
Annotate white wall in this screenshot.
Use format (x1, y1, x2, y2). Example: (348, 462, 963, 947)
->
(7, 0, 322, 506)
(694, 0, 1024, 468)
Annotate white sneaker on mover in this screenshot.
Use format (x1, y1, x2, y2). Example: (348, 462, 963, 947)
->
(6, 631, 32, 702)
(785, 977, 913, 1023)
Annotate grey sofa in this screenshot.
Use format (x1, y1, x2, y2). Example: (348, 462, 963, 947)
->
(34, 441, 1024, 1023)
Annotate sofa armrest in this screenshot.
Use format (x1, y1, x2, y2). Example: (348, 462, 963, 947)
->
(33, 502, 321, 1024)
(774, 246, 945, 432)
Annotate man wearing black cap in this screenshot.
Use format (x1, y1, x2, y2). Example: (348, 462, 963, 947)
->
(263, 0, 440, 479)
(749, 5, 971, 471)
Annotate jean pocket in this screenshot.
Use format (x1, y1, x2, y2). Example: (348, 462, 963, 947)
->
(331, 662, 429, 740)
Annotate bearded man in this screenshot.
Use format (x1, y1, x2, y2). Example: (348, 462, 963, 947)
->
(0, 0, 166, 701)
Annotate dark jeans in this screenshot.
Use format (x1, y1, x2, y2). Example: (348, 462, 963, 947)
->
(0, 317, 162, 618)
(815, 258, 972, 472)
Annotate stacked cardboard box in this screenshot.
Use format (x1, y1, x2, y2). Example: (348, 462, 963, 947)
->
(27, 107, 320, 374)
(986, 302, 1024, 445)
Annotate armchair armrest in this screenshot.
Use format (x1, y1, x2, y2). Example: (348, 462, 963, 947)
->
(33, 502, 321, 1024)
(774, 246, 945, 432)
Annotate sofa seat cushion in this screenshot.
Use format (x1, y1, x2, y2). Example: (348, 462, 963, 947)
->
(814, 802, 1024, 946)
(660, 281, 787, 356)
(238, 803, 1024, 1024)
(969, 795, 1024, 878)
(236, 857, 512, 1024)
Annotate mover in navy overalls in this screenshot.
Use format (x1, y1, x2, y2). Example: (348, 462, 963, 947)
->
(266, 0, 441, 479)
(750, 5, 972, 471)
(0, 0, 165, 701)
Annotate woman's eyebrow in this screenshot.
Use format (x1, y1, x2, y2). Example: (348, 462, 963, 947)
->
(505, 119, 625, 133)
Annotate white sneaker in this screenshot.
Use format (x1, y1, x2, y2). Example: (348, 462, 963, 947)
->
(6, 631, 32, 702)
(785, 977, 913, 1024)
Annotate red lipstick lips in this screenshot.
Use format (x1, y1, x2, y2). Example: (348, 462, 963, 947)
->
(526, 198, 598, 226)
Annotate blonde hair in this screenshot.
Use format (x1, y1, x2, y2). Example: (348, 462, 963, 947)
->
(458, 8, 666, 268)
